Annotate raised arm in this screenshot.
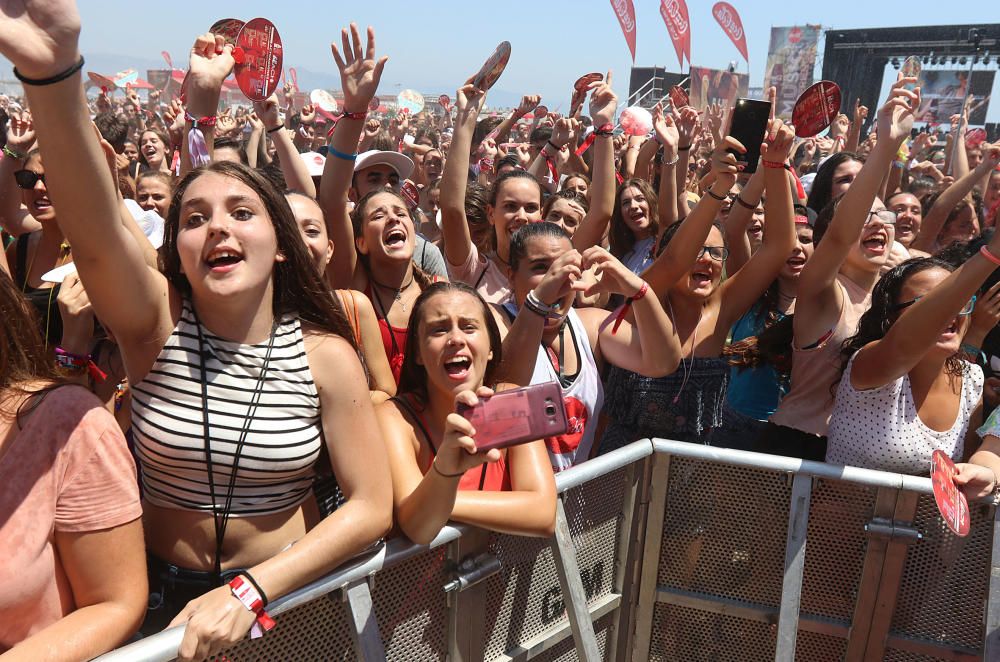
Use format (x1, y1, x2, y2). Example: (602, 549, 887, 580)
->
(318, 24, 387, 288)
(580, 247, 680, 377)
(652, 102, 680, 228)
(795, 76, 919, 337)
(5, 4, 172, 352)
(717, 120, 797, 329)
(672, 106, 700, 217)
(493, 95, 539, 145)
(912, 143, 1000, 253)
(641, 140, 741, 296)
(723, 167, 765, 274)
(850, 232, 1000, 389)
(439, 83, 487, 269)
(0, 110, 41, 237)
(572, 74, 618, 251)
(254, 94, 316, 198)
(178, 34, 234, 178)
(844, 99, 868, 155)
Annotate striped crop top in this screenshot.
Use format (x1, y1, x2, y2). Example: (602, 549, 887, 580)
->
(131, 301, 323, 516)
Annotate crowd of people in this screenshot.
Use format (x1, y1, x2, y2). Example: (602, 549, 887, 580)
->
(3, 2, 1000, 660)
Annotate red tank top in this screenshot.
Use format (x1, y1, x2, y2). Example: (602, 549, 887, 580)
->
(365, 284, 409, 384)
(393, 395, 511, 492)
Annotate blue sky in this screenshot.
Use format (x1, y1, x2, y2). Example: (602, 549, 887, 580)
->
(6, 1, 998, 120)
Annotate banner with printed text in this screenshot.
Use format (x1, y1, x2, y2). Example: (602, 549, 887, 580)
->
(610, 0, 637, 62)
(712, 2, 748, 63)
(659, 0, 691, 69)
(763, 25, 822, 119)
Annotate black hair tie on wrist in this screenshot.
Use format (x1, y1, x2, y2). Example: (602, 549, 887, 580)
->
(240, 570, 269, 608)
(13, 56, 85, 86)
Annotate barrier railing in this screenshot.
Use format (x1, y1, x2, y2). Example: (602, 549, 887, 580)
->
(97, 439, 1000, 661)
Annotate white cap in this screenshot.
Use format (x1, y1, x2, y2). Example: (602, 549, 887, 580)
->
(354, 150, 414, 180)
(300, 151, 326, 177)
(124, 198, 164, 249)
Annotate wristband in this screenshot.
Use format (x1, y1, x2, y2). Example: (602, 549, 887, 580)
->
(228, 575, 276, 638)
(342, 110, 367, 121)
(239, 571, 269, 609)
(981, 245, 1000, 266)
(13, 56, 85, 86)
(678, 144, 692, 152)
(663, 154, 680, 166)
(733, 194, 757, 210)
(184, 112, 217, 127)
(630, 281, 649, 302)
(762, 159, 786, 169)
(432, 457, 465, 479)
(961, 343, 987, 366)
(594, 123, 614, 136)
(3, 145, 25, 160)
(479, 157, 494, 171)
(546, 140, 562, 152)
(525, 290, 558, 316)
(611, 281, 650, 335)
(54, 347, 108, 382)
(705, 188, 727, 202)
(266, 124, 284, 134)
(327, 145, 358, 162)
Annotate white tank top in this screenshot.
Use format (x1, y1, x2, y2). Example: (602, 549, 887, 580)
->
(524, 309, 605, 472)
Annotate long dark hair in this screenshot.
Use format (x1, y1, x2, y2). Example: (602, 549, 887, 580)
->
(396, 282, 503, 404)
(610, 178, 659, 258)
(807, 152, 863, 215)
(159, 161, 358, 351)
(839, 257, 963, 382)
(350, 188, 435, 290)
(509, 222, 570, 271)
(0, 269, 64, 419)
(488, 170, 543, 251)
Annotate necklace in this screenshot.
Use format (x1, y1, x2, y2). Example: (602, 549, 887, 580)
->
(370, 271, 415, 313)
(667, 296, 702, 405)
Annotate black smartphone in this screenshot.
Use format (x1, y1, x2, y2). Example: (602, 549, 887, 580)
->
(727, 98, 772, 173)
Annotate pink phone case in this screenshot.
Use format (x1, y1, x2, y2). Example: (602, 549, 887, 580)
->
(458, 382, 568, 451)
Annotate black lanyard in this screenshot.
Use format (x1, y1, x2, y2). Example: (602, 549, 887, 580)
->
(196, 312, 278, 582)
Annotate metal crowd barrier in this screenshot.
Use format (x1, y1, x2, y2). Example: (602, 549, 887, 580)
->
(97, 439, 1000, 661)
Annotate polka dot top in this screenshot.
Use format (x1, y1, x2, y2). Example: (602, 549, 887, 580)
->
(826, 352, 983, 475)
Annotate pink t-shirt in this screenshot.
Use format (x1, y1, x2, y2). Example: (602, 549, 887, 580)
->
(0, 386, 142, 652)
(446, 242, 511, 305)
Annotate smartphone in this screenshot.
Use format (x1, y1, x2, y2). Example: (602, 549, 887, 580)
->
(457, 381, 568, 452)
(727, 98, 772, 173)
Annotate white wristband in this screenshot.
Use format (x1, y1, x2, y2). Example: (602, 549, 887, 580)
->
(229, 575, 264, 613)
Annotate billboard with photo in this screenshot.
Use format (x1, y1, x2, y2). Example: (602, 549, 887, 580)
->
(763, 25, 822, 119)
(914, 69, 994, 125)
(689, 66, 748, 109)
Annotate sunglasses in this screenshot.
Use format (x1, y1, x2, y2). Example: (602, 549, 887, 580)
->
(13, 169, 45, 190)
(697, 245, 730, 261)
(865, 209, 898, 226)
(893, 295, 975, 316)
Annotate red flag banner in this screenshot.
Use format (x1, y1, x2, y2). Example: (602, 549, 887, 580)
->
(610, 0, 637, 61)
(712, 2, 749, 63)
(659, 0, 691, 69)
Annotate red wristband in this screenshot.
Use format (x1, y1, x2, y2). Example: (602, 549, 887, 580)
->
(980, 245, 1000, 266)
(593, 123, 614, 136)
(762, 159, 786, 169)
(630, 281, 649, 301)
(184, 112, 217, 127)
(612, 282, 650, 335)
(342, 110, 367, 120)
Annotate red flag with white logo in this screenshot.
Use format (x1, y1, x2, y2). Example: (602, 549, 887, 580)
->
(712, 1, 749, 63)
(659, 0, 691, 69)
(610, 0, 638, 61)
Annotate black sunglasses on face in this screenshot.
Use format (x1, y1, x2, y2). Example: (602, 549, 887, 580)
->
(13, 169, 44, 190)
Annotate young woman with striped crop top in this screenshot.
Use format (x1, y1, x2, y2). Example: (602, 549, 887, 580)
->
(497, 222, 682, 471)
(11, 18, 393, 661)
(376, 282, 556, 545)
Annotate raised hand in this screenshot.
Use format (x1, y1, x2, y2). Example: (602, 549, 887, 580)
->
(300, 103, 316, 125)
(253, 94, 282, 131)
(710, 137, 745, 191)
(581, 246, 644, 298)
(877, 75, 921, 145)
(673, 105, 700, 148)
(515, 94, 541, 119)
(760, 118, 795, 164)
(455, 84, 486, 121)
(331, 23, 387, 114)
(7, 109, 36, 154)
(588, 71, 617, 127)
(188, 33, 234, 90)
(853, 98, 869, 127)
(246, 111, 264, 132)
(652, 102, 678, 151)
(364, 118, 381, 140)
(0, 0, 82, 79)
(550, 117, 578, 148)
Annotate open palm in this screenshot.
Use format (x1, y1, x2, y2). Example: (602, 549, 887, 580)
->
(331, 23, 387, 113)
